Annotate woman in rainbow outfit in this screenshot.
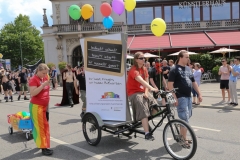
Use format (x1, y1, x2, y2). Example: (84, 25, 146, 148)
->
(29, 63, 53, 156)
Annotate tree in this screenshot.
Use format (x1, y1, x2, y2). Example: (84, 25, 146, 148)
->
(0, 14, 44, 69)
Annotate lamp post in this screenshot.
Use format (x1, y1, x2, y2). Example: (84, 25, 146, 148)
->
(19, 20, 23, 69)
(0, 53, 3, 68)
(19, 32, 23, 68)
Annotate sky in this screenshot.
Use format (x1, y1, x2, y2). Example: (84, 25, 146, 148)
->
(0, 0, 53, 32)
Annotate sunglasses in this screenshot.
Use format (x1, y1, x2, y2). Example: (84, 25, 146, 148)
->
(137, 57, 145, 60)
(221, 61, 225, 62)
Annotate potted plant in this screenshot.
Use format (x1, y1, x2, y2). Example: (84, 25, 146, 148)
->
(212, 65, 220, 82)
(47, 62, 55, 69)
(58, 61, 67, 73)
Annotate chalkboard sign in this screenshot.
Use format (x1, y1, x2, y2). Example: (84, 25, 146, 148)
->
(84, 38, 124, 76)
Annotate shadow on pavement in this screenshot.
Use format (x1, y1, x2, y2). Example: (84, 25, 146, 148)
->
(0, 132, 32, 144)
(217, 109, 233, 113)
(73, 134, 173, 160)
(1, 145, 90, 160)
(59, 119, 82, 125)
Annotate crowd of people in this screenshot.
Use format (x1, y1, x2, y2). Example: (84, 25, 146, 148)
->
(126, 50, 202, 142)
(2, 50, 240, 156)
(218, 57, 240, 106)
(0, 66, 59, 103)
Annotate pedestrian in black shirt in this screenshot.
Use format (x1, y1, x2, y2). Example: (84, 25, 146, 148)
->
(76, 66, 86, 118)
(162, 60, 170, 82)
(18, 68, 29, 100)
(168, 50, 202, 146)
(150, 59, 167, 105)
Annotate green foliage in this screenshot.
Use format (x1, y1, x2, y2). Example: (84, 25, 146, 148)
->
(214, 57, 223, 66)
(189, 54, 201, 62)
(199, 53, 214, 71)
(212, 65, 220, 76)
(0, 14, 43, 68)
(58, 61, 67, 71)
(47, 62, 55, 69)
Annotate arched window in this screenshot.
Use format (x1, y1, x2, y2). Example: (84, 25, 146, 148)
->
(72, 46, 83, 67)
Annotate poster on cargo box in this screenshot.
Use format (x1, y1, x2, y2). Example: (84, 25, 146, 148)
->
(80, 33, 127, 121)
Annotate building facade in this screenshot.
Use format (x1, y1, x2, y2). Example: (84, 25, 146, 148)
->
(41, 0, 240, 70)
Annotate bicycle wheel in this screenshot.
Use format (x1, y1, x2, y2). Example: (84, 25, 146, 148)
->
(82, 114, 102, 146)
(163, 119, 197, 160)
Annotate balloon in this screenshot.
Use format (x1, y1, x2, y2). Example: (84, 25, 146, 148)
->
(112, 0, 125, 15)
(22, 111, 28, 117)
(103, 16, 114, 29)
(151, 18, 166, 37)
(16, 112, 23, 119)
(125, 0, 136, 12)
(100, 3, 112, 17)
(68, 5, 81, 20)
(81, 4, 94, 20)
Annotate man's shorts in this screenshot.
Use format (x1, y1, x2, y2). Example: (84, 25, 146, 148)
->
(52, 78, 57, 84)
(220, 80, 229, 89)
(20, 83, 28, 91)
(177, 97, 192, 123)
(2, 81, 12, 91)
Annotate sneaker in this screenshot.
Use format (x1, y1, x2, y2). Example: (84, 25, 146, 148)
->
(24, 97, 29, 100)
(232, 103, 238, 106)
(229, 102, 234, 104)
(80, 111, 85, 118)
(42, 148, 53, 156)
(10, 96, 13, 102)
(145, 133, 155, 141)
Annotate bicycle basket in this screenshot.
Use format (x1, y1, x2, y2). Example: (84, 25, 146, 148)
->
(166, 93, 176, 104)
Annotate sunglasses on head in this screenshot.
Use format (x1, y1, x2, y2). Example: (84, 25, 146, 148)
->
(137, 57, 145, 60)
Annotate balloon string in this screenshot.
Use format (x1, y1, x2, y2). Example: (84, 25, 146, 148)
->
(159, 37, 162, 89)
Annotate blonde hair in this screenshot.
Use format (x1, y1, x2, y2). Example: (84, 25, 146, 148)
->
(35, 63, 49, 74)
(194, 63, 201, 68)
(169, 59, 174, 63)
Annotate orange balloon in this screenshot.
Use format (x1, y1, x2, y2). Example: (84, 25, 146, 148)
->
(81, 4, 94, 20)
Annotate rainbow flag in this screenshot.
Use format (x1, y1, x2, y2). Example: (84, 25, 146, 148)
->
(29, 103, 50, 148)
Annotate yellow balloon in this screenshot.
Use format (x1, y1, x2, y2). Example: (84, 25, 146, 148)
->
(151, 18, 166, 37)
(125, 0, 136, 12)
(81, 4, 94, 20)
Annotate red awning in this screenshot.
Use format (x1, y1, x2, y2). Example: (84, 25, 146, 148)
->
(170, 32, 214, 48)
(128, 34, 170, 50)
(207, 30, 240, 46)
(127, 30, 240, 51)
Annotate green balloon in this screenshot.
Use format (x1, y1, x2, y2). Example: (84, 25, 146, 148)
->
(68, 5, 81, 20)
(22, 111, 27, 117)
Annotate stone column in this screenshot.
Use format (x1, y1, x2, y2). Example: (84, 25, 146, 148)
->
(55, 35, 63, 62)
(55, 4, 61, 24)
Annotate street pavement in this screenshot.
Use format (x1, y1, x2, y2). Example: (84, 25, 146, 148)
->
(0, 82, 240, 160)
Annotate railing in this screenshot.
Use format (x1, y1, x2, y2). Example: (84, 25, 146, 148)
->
(53, 19, 240, 33)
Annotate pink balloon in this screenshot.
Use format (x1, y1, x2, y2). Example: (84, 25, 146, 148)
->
(112, 0, 124, 15)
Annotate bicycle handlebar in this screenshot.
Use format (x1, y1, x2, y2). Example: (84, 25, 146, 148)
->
(157, 88, 178, 96)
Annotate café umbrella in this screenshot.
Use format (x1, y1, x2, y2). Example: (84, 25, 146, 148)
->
(209, 47, 240, 57)
(168, 51, 198, 56)
(144, 53, 159, 61)
(127, 54, 134, 59)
